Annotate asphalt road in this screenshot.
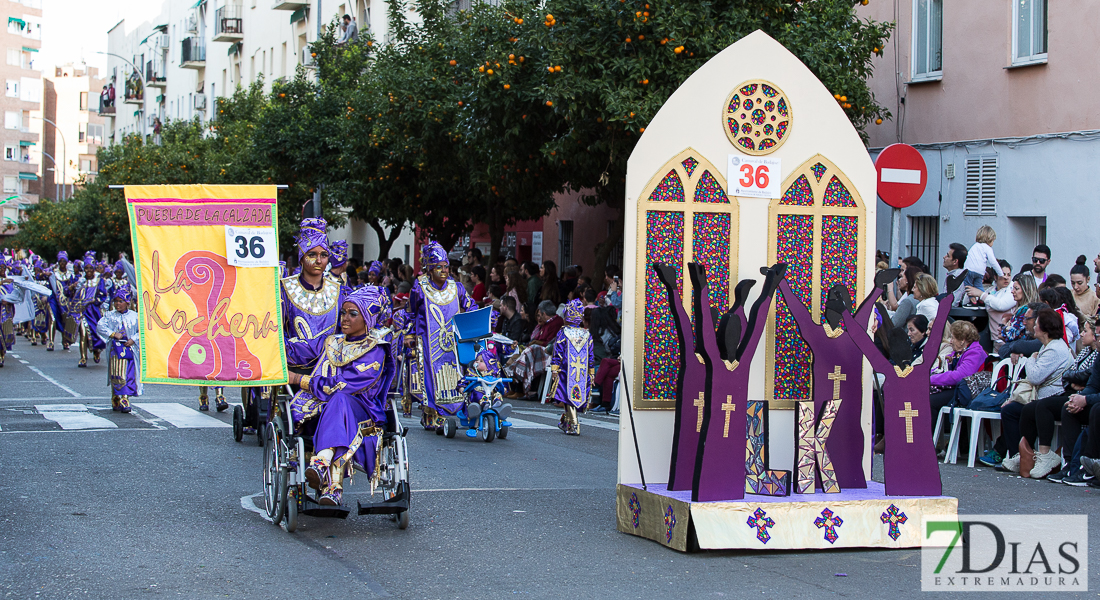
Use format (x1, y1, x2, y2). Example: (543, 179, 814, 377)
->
(2, 339, 1098, 599)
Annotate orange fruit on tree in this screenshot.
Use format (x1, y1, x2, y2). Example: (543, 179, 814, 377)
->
(876, 118, 883, 124)
(545, 100, 553, 106)
(674, 46, 683, 54)
(504, 84, 511, 89)
(449, 60, 457, 66)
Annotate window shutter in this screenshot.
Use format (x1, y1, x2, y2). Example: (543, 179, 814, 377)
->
(964, 156, 997, 216)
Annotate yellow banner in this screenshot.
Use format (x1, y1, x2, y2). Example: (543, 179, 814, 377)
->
(125, 184, 288, 386)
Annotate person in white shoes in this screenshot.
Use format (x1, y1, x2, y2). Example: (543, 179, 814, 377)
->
(1005, 309, 1075, 477)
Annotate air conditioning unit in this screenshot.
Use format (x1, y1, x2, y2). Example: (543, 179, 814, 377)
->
(194, 94, 207, 110)
(157, 34, 170, 49)
(300, 47, 315, 66)
(186, 14, 198, 33)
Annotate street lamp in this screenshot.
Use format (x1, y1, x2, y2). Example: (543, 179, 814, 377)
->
(31, 116, 65, 200)
(95, 51, 147, 141)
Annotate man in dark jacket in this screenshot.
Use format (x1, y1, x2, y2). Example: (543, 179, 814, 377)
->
(499, 296, 525, 343)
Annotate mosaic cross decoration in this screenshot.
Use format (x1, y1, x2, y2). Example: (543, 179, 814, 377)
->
(747, 507, 775, 544)
(745, 400, 791, 496)
(814, 507, 843, 544)
(828, 365, 846, 400)
(721, 396, 736, 438)
(629, 493, 641, 530)
(880, 504, 908, 541)
(664, 505, 677, 544)
(899, 402, 919, 444)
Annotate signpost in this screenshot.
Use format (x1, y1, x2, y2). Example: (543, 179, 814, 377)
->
(875, 144, 928, 265)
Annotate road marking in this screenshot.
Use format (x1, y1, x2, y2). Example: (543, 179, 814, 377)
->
(134, 403, 231, 428)
(26, 366, 83, 398)
(19, 360, 29, 364)
(36, 405, 117, 430)
(513, 409, 619, 431)
(240, 493, 273, 523)
(501, 417, 556, 430)
(880, 167, 922, 184)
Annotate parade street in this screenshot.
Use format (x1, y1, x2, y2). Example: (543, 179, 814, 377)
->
(0, 344, 1095, 599)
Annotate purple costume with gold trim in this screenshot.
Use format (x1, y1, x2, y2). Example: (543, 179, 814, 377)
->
(406, 243, 474, 422)
(291, 286, 396, 489)
(548, 299, 595, 435)
(280, 218, 343, 371)
(97, 285, 142, 400)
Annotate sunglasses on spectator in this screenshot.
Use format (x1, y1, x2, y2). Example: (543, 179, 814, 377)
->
(1031, 257, 1048, 264)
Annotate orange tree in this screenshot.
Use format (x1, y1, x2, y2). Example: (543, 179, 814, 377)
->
(529, 0, 893, 281)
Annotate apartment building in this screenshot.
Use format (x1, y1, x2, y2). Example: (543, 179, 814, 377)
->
(40, 63, 105, 201)
(1, 0, 41, 237)
(858, 0, 1100, 278)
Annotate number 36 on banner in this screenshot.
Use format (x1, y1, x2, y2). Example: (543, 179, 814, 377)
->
(225, 226, 279, 268)
(728, 155, 782, 199)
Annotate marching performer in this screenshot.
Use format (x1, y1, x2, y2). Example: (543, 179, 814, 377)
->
(73, 259, 108, 367)
(197, 386, 228, 412)
(289, 286, 396, 506)
(48, 251, 77, 351)
(97, 285, 141, 413)
(0, 258, 14, 366)
(282, 217, 343, 377)
(30, 261, 51, 346)
(547, 299, 596, 436)
(404, 242, 474, 430)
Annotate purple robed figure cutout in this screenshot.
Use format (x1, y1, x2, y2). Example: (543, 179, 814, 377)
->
(653, 262, 785, 501)
(778, 279, 880, 490)
(843, 293, 952, 497)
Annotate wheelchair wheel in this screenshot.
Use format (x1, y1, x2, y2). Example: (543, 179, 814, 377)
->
(285, 484, 299, 532)
(443, 418, 457, 439)
(232, 405, 244, 442)
(480, 415, 497, 443)
(262, 422, 287, 524)
(498, 425, 509, 440)
(397, 508, 409, 530)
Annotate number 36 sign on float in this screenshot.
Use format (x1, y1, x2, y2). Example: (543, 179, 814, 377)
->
(728, 155, 782, 199)
(124, 185, 288, 387)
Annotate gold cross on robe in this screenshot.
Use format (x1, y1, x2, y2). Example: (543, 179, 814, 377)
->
(899, 402, 919, 443)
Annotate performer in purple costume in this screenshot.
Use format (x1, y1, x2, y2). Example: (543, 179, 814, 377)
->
(281, 218, 342, 375)
(547, 299, 595, 436)
(48, 251, 77, 351)
(0, 258, 14, 366)
(290, 286, 397, 506)
(97, 285, 141, 413)
(73, 259, 108, 367)
(404, 242, 474, 430)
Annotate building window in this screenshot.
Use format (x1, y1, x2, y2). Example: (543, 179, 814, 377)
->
(80, 159, 92, 172)
(5, 80, 18, 98)
(3, 176, 18, 193)
(912, 0, 942, 80)
(6, 49, 18, 66)
(908, 216, 941, 279)
(1013, 0, 1047, 64)
(964, 156, 997, 216)
(88, 123, 103, 145)
(79, 91, 88, 110)
(558, 220, 574, 269)
(4, 145, 15, 161)
(4, 111, 19, 129)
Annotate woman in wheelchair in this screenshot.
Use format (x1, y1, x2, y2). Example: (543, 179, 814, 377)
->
(286, 286, 396, 506)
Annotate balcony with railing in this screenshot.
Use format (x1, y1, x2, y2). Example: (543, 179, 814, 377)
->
(146, 58, 167, 88)
(123, 73, 144, 105)
(181, 37, 206, 69)
(214, 4, 244, 42)
(274, 0, 308, 11)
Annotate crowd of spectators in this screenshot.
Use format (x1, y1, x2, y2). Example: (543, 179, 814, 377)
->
(876, 226, 1100, 487)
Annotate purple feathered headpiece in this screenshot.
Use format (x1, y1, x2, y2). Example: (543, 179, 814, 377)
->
(296, 217, 329, 261)
(329, 240, 348, 268)
(421, 241, 448, 269)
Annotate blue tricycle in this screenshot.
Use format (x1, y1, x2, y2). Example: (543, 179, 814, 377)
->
(441, 375, 514, 442)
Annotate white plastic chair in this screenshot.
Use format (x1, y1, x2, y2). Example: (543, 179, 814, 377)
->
(946, 358, 1018, 467)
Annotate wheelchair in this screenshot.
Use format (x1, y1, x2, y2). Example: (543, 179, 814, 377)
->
(262, 387, 411, 532)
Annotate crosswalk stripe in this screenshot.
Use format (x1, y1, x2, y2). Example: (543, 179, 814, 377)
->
(502, 417, 557, 430)
(133, 403, 231, 428)
(36, 405, 118, 430)
(513, 409, 619, 431)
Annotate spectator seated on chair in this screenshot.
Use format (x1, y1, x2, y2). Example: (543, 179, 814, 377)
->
(1071, 256, 1099, 318)
(888, 266, 923, 329)
(999, 308, 1075, 477)
(928, 320, 986, 435)
(966, 260, 1015, 353)
(913, 273, 941, 323)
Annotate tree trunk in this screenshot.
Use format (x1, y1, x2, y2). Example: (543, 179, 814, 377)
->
(486, 209, 505, 269)
(590, 206, 623, 288)
(367, 218, 404, 261)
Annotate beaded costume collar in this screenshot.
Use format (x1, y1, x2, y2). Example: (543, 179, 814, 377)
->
(282, 274, 340, 316)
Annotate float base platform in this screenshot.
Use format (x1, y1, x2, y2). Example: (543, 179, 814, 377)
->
(616, 482, 957, 552)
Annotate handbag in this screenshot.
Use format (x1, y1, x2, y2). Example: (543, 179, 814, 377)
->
(963, 371, 992, 399)
(1009, 380, 1037, 404)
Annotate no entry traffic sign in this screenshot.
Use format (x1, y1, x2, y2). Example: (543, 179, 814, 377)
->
(875, 143, 927, 209)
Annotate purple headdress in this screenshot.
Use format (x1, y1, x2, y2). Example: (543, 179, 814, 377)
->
(296, 217, 329, 261)
(421, 242, 448, 269)
(329, 240, 348, 268)
(57, 250, 69, 261)
(113, 284, 134, 303)
(367, 260, 383, 276)
(345, 285, 390, 332)
(563, 298, 585, 327)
